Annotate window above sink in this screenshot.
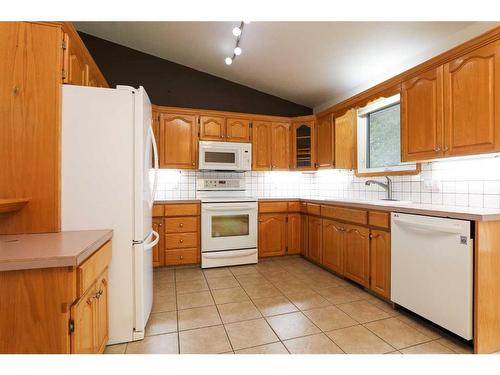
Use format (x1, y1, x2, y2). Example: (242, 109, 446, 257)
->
(356, 94, 419, 176)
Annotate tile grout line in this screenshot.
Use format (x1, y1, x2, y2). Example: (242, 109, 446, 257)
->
(203, 268, 236, 354)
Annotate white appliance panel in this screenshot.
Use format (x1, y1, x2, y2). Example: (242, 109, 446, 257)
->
(61, 85, 155, 345)
(202, 248, 258, 268)
(391, 212, 473, 340)
(201, 202, 257, 252)
(198, 141, 251, 171)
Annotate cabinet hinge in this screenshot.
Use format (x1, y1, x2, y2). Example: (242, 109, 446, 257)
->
(61, 69, 66, 80)
(157, 114, 161, 122)
(285, 245, 289, 253)
(286, 216, 289, 223)
(62, 39, 67, 50)
(249, 122, 253, 128)
(68, 319, 75, 334)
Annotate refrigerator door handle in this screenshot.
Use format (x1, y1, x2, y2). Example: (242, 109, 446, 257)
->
(143, 230, 159, 250)
(149, 125, 159, 209)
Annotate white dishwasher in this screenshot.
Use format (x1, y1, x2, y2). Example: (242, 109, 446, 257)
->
(391, 212, 473, 340)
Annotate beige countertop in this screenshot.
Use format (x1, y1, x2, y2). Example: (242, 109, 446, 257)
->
(154, 197, 500, 221)
(0, 229, 113, 272)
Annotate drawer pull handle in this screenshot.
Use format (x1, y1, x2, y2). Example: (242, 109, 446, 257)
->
(180, 255, 184, 260)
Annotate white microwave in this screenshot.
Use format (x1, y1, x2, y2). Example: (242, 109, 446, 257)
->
(198, 141, 252, 171)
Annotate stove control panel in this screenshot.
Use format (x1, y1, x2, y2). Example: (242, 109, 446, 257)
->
(196, 178, 245, 191)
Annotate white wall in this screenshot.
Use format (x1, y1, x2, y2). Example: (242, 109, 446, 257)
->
(154, 155, 500, 209)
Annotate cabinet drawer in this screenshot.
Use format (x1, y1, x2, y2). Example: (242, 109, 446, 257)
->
(165, 232, 198, 249)
(287, 201, 301, 212)
(152, 204, 164, 217)
(300, 202, 308, 213)
(259, 201, 288, 213)
(321, 205, 367, 225)
(307, 203, 321, 216)
(77, 241, 112, 298)
(368, 211, 390, 229)
(164, 203, 200, 217)
(165, 217, 199, 233)
(164, 248, 199, 266)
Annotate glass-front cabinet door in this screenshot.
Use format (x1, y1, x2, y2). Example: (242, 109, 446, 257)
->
(292, 120, 315, 170)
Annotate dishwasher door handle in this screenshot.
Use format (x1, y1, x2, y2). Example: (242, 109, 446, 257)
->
(393, 218, 464, 234)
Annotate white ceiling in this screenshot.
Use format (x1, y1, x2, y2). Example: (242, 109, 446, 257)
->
(75, 21, 499, 111)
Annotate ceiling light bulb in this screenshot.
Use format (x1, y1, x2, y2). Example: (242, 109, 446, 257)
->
(234, 47, 242, 56)
(232, 27, 242, 37)
(225, 57, 233, 65)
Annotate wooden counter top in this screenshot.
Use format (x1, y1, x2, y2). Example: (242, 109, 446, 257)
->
(0, 230, 113, 271)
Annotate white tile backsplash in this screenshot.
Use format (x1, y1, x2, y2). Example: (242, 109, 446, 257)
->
(154, 154, 500, 209)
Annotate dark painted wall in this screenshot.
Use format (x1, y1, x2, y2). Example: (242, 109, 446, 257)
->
(79, 32, 312, 117)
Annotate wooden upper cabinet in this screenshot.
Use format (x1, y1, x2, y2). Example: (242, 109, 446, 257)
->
(258, 213, 286, 257)
(401, 66, 444, 161)
(160, 113, 198, 169)
(444, 40, 500, 157)
(287, 213, 301, 255)
(199, 115, 225, 141)
(370, 229, 391, 299)
(292, 120, 315, 170)
(322, 219, 344, 275)
(271, 122, 291, 170)
(343, 224, 370, 288)
(226, 118, 251, 142)
(315, 114, 334, 168)
(252, 121, 272, 170)
(334, 109, 357, 169)
(308, 216, 322, 263)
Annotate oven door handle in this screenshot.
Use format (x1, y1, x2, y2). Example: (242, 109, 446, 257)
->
(203, 205, 257, 211)
(203, 249, 257, 259)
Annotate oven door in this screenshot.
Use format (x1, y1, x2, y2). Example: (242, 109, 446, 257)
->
(201, 202, 257, 252)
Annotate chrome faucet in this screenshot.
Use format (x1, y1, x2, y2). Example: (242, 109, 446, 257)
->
(365, 176, 394, 200)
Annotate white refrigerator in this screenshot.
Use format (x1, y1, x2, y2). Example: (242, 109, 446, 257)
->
(61, 85, 159, 344)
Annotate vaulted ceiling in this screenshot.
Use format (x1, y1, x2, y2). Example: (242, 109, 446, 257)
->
(75, 21, 499, 111)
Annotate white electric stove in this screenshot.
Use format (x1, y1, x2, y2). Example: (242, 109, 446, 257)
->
(197, 178, 258, 268)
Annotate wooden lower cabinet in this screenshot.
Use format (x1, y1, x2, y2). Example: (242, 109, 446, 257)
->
(153, 203, 200, 267)
(287, 213, 301, 254)
(322, 219, 344, 275)
(152, 218, 164, 267)
(259, 213, 287, 257)
(300, 214, 309, 256)
(71, 270, 109, 354)
(0, 240, 111, 353)
(370, 229, 391, 298)
(343, 224, 370, 288)
(308, 216, 322, 263)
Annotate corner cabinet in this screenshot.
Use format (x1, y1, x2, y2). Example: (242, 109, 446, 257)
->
(291, 119, 315, 170)
(443, 40, 500, 157)
(315, 114, 334, 168)
(159, 113, 198, 169)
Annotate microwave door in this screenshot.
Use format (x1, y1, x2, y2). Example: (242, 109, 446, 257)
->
(201, 147, 239, 170)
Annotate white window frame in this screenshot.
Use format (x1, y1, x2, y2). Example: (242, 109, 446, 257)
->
(356, 94, 417, 175)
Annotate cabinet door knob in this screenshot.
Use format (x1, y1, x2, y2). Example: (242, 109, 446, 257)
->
(180, 255, 184, 260)
(179, 223, 184, 228)
(192, 162, 195, 166)
(434, 147, 441, 152)
(180, 239, 184, 243)
(443, 146, 449, 152)
(227, 135, 231, 138)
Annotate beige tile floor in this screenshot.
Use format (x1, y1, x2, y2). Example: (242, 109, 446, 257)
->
(105, 256, 474, 355)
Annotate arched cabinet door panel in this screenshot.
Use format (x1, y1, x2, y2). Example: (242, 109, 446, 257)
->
(444, 40, 500, 157)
